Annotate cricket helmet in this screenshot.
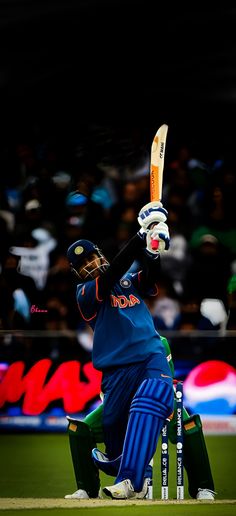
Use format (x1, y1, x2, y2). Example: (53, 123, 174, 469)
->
(67, 239, 109, 280)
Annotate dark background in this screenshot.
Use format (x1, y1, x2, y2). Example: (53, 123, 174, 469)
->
(1, 1, 236, 152)
(0, 2, 236, 429)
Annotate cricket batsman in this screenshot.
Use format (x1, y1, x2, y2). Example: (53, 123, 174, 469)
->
(65, 200, 215, 499)
(66, 201, 174, 498)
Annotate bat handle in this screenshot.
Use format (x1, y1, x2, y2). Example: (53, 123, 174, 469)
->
(151, 238, 159, 250)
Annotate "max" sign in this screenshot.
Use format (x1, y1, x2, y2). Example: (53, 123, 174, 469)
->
(0, 360, 102, 415)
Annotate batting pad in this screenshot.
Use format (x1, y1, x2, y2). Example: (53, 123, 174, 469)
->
(182, 414, 215, 498)
(67, 417, 100, 497)
(116, 378, 173, 492)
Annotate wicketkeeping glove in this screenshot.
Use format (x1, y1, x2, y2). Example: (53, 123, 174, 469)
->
(146, 222, 170, 254)
(138, 201, 168, 232)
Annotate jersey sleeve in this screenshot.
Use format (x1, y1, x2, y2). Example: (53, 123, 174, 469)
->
(76, 277, 102, 322)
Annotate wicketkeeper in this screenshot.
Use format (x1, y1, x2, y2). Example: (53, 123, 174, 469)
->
(65, 334, 215, 501)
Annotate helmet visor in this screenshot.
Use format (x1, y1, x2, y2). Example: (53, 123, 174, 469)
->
(77, 252, 109, 280)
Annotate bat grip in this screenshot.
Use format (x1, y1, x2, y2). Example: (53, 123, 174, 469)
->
(151, 238, 159, 250)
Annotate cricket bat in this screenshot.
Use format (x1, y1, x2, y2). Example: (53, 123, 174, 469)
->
(150, 124, 168, 250)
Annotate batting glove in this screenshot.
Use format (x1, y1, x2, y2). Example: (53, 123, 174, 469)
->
(138, 201, 168, 231)
(146, 222, 170, 254)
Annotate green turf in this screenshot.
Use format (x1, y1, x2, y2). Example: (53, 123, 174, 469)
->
(1, 507, 236, 516)
(1, 434, 236, 500)
(0, 430, 236, 516)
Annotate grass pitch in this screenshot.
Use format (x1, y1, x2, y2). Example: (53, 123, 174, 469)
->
(0, 433, 235, 516)
(0, 502, 236, 516)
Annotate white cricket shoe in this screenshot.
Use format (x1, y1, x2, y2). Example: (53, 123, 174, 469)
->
(65, 489, 89, 499)
(65, 488, 103, 499)
(103, 478, 148, 499)
(196, 488, 216, 500)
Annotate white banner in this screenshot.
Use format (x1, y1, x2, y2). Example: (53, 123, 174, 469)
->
(201, 415, 236, 435)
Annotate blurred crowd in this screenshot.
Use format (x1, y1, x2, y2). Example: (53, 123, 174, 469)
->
(0, 123, 236, 366)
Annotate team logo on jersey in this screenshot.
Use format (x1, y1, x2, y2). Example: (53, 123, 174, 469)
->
(120, 279, 131, 288)
(111, 294, 140, 308)
(74, 246, 84, 255)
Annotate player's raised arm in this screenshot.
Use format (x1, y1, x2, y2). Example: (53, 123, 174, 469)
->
(66, 202, 170, 300)
(98, 203, 170, 298)
(135, 203, 170, 294)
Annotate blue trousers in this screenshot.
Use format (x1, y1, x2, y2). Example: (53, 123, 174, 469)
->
(101, 352, 173, 460)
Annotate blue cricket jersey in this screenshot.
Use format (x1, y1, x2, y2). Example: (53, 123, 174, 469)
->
(76, 270, 166, 371)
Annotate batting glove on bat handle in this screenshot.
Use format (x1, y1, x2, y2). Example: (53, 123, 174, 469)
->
(138, 201, 168, 231)
(147, 222, 170, 254)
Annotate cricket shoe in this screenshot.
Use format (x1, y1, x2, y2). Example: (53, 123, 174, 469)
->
(65, 488, 103, 499)
(196, 488, 216, 500)
(65, 489, 89, 499)
(103, 478, 148, 499)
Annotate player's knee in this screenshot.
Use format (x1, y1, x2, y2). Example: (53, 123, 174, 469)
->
(130, 378, 174, 420)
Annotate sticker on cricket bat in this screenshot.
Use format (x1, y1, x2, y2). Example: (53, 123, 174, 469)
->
(150, 124, 168, 250)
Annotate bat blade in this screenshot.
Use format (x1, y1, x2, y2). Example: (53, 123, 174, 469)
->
(150, 124, 168, 202)
(150, 124, 168, 250)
